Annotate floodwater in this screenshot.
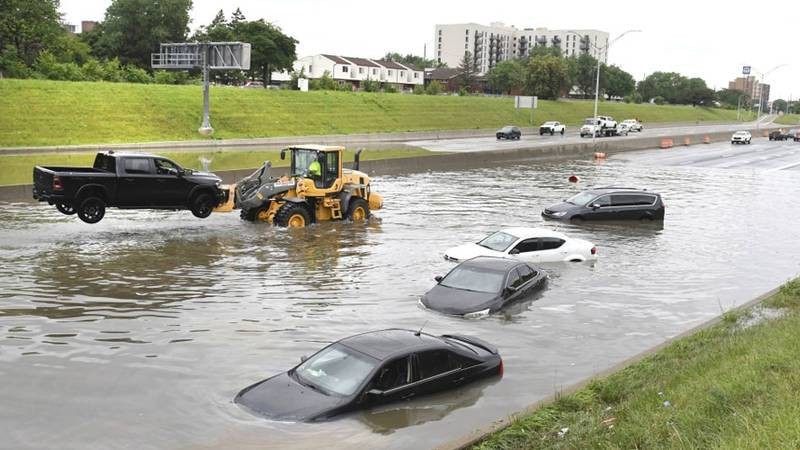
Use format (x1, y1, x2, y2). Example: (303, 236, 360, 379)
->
(2, 153, 800, 449)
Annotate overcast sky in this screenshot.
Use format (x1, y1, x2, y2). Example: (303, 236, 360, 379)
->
(60, 0, 797, 99)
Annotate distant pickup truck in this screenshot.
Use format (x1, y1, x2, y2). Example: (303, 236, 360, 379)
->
(33, 151, 225, 224)
(580, 116, 622, 138)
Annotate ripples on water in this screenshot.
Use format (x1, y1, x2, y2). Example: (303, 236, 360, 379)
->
(1, 159, 800, 449)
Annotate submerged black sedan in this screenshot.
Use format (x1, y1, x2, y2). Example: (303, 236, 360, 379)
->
(420, 256, 547, 318)
(234, 329, 502, 422)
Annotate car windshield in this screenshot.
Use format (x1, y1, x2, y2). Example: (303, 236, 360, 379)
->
(584, 119, 598, 125)
(734, 131, 748, 136)
(500, 126, 513, 132)
(543, 122, 556, 126)
(477, 231, 518, 252)
(566, 191, 598, 206)
(623, 120, 635, 124)
(293, 149, 319, 175)
(440, 265, 505, 293)
(294, 344, 378, 397)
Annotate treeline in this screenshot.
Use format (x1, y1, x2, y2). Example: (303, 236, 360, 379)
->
(0, 1, 297, 86)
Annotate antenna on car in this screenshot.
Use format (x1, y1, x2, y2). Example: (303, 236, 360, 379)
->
(414, 321, 429, 337)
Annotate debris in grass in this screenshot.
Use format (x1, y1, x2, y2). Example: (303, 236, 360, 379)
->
(557, 427, 569, 438)
(601, 417, 617, 428)
(663, 400, 671, 408)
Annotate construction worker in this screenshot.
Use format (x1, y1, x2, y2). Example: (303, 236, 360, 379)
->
(308, 153, 322, 178)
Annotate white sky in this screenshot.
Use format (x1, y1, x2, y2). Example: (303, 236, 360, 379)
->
(60, 0, 797, 100)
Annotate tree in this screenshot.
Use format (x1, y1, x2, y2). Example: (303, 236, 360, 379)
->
(677, 77, 714, 106)
(716, 88, 748, 109)
(772, 99, 788, 113)
(233, 19, 297, 84)
(567, 54, 600, 98)
(486, 60, 524, 94)
(637, 72, 685, 104)
(383, 51, 444, 69)
(94, 0, 192, 68)
(604, 64, 635, 99)
(524, 55, 568, 100)
(528, 45, 562, 59)
(0, 0, 63, 65)
(457, 51, 477, 91)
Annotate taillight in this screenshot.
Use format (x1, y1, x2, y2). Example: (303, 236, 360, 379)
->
(591, 246, 597, 255)
(498, 358, 504, 377)
(52, 176, 64, 191)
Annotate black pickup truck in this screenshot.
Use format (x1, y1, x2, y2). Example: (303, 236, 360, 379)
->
(33, 151, 225, 223)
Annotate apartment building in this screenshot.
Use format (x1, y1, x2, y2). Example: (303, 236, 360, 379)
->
(434, 22, 609, 74)
(729, 76, 770, 110)
(293, 55, 424, 91)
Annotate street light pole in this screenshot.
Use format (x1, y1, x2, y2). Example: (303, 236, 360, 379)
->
(753, 64, 788, 130)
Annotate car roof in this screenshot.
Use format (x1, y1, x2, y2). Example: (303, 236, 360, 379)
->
(338, 329, 447, 361)
(459, 256, 524, 271)
(499, 227, 567, 240)
(100, 151, 167, 159)
(584, 187, 659, 195)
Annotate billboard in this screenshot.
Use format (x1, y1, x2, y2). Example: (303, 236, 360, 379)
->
(515, 95, 538, 109)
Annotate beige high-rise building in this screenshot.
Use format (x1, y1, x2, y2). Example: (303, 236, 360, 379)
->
(434, 22, 608, 74)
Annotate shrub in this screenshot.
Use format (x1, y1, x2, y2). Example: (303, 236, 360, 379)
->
(652, 95, 666, 105)
(383, 83, 398, 94)
(102, 58, 124, 82)
(413, 85, 425, 95)
(80, 58, 105, 81)
(425, 80, 443, 95)
(123, 65, 152, 84)
(361, 78, 380, 92)
(0, 45, 33, 79)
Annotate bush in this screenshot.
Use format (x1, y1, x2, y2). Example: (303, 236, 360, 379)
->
(425, 80, 443, 95)
(652, 95, 666, 105)
(80, 58, 105, 81)
(153, 70, 193, 85)
(413, 85, 425, 95)
(102, 58, 124, 82)
(123, 65, 152, 84)
(33, 52, 84, 81)
(383, 83, 398, 94)
(458, 86, 469, 96)
(314, 71, 338, 90)
(362, 78, 380, 92)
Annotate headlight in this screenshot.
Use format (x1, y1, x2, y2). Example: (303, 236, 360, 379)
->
(463, 308, 490, 319)
(549, 211, 567, 217)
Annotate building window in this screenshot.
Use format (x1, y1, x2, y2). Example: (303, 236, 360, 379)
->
(465, 43, 468, 49)
(372, 68, 377, 75)
(359, 67, 364, 74)
(342, 66, 348, 73)
(438, 37, 441, 42)
(465, 29, 469, 35)
(414, 72, 419, 78)
(438, 29, 442, 35)
(388, 70, 392, 76)
(307, 65, 312, 73)
(400, 71, 405, 77)
(465, 36, 469, 42)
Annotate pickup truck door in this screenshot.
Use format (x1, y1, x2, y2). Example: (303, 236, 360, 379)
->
(153, 158, 194, 206)
(117, 157, 162, 207)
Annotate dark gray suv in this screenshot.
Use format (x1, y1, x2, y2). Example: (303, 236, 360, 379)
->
(542, 187, 665, 221)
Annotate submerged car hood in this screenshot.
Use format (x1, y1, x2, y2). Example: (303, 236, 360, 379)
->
(235, 372, 347, 422)
(421, 285, 500, 315)
(544, 202, 575, 213)
(445, 243, 503, 261)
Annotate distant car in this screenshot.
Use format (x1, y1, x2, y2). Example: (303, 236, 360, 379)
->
(234, 329, 502, 422)
(420, 256, 547, 318)
(617, 123, 631, 136)
(496, 126, 521, 140)
(539, 121, 565, 136)
(793, 129, 800, 142)
(731, 131, 752, 144)
(444, 227, 597, 263)
(621, 119, 643, 132)
(542, 187, 665, 222)
(242, 81, 264, 88)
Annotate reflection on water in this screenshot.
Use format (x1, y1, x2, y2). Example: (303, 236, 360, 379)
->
(2, 158, 800, 449)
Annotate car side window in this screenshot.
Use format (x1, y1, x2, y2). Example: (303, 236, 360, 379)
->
(592, 195, 611, 207)
(513, 238, 541, 253)
(154, 159, 179, 175)
(506, 269, 523, 288)
(416, 350, 463, 381)
(123, 158, 154, 175)
(540, 238, 565, 250)
(635, 195, 656, 205)
(372, 356, 412, 391)
(516, 265, 537, 284)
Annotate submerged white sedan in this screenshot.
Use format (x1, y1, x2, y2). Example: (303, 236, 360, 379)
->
(444, 227, 598, 263)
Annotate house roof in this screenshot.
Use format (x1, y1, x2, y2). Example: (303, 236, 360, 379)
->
(320, 54, 350, 64)
(425, 68, 461, 80)
(342, 56, 380, 68)
(375, 59, 407, 70)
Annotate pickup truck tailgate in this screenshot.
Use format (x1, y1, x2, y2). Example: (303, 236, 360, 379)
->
(33, 166, 55, 197)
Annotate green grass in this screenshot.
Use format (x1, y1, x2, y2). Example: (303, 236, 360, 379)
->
(0, 148, 431, 186)
(775, 114, 800, 126)
(0, 79, 752, 147)
(474, 278, 800, 450)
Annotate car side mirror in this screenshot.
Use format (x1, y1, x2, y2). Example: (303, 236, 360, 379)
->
(591, 203, 600, 209)
(300, 355, 308, 363)
(509, 249, 520, 255)
(167, 168, 180, 176)
(435, 275, 443, 283)
(366, 389, 384, 399)
(280, 149, 287, 160)
(506, 286, 518, 293)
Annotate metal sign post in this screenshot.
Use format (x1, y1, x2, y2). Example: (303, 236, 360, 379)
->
(152, 42, 251, 135)
(515, 95, 538, 126)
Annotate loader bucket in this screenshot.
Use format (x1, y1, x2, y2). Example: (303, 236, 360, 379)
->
(213, 184, 236, 213)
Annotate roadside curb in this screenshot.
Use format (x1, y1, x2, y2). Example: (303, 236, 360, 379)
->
(434, 284, 784, 450)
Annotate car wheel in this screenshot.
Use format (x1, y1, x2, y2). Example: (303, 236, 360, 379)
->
(190, 192, 215, 218)
(55, 203, 76, 215)
(275, 202, 312, 228)
(639, 214, 654, 222)
(346, 198, 370, 222)
(561, 129, 565, 135)
(550, 130, 555, 136)
(77, 196, 106, 224)
(570, 215, 584, 224)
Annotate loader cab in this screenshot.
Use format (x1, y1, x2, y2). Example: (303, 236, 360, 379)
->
(283, 146, 342, 190)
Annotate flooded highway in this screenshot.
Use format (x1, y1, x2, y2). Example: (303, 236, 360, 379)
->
(2, 141, 800, 449)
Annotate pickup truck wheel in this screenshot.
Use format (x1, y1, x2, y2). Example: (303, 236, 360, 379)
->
(550, 130, 555, 136)
(560, 129, 565, 135)
(56, 203, 76, 215)
(77, 197, 105, 224)
(190, 192, 214, 218)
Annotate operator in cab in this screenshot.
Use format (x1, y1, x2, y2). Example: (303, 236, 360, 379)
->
(307, 152, 324, 187)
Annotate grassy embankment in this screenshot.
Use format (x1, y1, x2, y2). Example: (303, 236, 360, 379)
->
(0, 148, 428, 186)
(775, 114, 800, 126)
(474, 278, 800, 450)
(0, 79, 752, 148)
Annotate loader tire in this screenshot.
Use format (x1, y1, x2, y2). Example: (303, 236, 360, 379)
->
(275, 202, 311, 228)
(346, 198, 370, 222)
(240, 208, 257, 221)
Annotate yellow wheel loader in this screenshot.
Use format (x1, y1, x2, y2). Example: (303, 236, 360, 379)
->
(231, 146, 383, 227)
